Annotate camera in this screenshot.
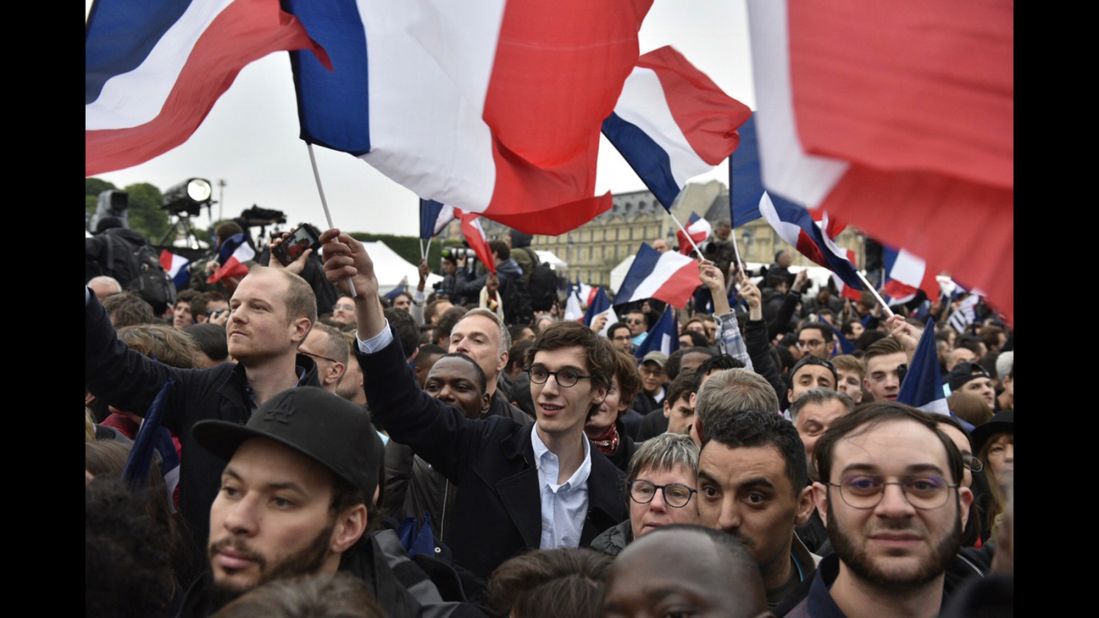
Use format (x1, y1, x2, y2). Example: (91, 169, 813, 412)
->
(273, 223, 322, 266)
(441, 247, 476, 262)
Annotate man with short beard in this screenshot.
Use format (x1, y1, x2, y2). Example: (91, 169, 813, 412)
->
(780, 403, 978, 617)
(181, 387, 475, 616)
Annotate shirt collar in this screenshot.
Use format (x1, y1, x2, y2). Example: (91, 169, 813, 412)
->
(243, 366, 308, 409)
(530, 424, 593, 491)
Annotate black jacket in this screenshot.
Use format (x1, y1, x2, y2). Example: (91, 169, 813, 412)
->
(359, 336, 627, 581)
(744, 318, 787, 408)
(589, 519, 632, 558)
(85, 290, 320, 561)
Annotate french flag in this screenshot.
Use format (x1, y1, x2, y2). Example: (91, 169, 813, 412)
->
(634, 306, 679, 360)
(122, 378, 181, 512)
(746, 0, 1013, 322)
(583, 288, 617, 336)
(757, 192, 865, 299)
(419, 200, 455, 240)
(602, 46, 751, 210)
(676, 212, 712, 255)
(85, 0, 328, 176)
(563, 283, 585, 322)
(897, 318, 949, 416)
(456, 210, 496, 276)
(881, 245, 939, 306)
(615, 243, 700, 309)
(286, 0, 653, 236)
(159, 250, 191, 290)
(207, 233, 255, 284)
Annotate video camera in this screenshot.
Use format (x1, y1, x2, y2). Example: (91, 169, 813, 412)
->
(238, 205, 287, 228)
(440, 247, 477, 262)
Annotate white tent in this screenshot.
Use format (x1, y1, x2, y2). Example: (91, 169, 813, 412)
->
(361, 241, 443, 295)
(535, 250, 567, 270)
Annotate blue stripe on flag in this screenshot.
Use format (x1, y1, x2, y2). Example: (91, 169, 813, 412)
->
(897, 318, 947, 413)
(614, 243, 662, 304)
(602, 113, 680, 210)
(286, 0, 372, 154)
(123, 377, 175, 490)
(86, 0, 192, 103)
(583, 288, 611, 326)
(729, 115, 764, 226)
(420, 200, 446, 240)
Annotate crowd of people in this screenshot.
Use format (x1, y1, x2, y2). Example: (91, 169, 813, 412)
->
(85, 219, 1014, 617)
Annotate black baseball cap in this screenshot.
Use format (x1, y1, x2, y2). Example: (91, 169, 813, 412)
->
(193, 387, 384, 501)
(947, 362, 991, 392)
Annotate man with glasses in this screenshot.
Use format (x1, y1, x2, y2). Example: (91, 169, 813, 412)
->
(319, 230, 626, 589)
(624, 309, 648, 337)
(299, 323, 348, 393)
(591, 433, 701, 557)
(797, 322, 835, 360)
(606, 322, 634, 354)
(331, 295, 357, 327)
(780, 403, 977, 617)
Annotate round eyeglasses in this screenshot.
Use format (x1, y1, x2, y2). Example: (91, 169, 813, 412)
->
(828, 475, 958, 510)
(628, 480, 698, 508)
(528, 365, 592, 389)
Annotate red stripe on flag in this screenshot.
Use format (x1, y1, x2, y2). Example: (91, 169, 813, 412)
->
(787, 0, 1012, 188)
(651, 260, 700, 309)
(457, 211, 496, 276)
(479, 0, 651, 235)
(159, 250, 173, 272)
(640, 46, 752, 164)
(86, 0, 329, 176)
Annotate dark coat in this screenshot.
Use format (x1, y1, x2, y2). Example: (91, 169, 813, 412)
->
(85, 290, 320, 562)
(359, 336, 627, 581)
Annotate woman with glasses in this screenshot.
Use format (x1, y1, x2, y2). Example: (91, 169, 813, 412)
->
(590, 433, 701, 557)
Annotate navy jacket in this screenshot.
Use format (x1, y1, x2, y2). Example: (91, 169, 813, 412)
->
(359, 336, 627, 581)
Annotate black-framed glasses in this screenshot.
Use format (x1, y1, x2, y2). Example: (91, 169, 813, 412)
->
(628, 480, 697, 508)
(962, 453, 984, 473)
(828, 475, 957, 510)
(528, 365, 592, 388)
(299, 349, 342, 365)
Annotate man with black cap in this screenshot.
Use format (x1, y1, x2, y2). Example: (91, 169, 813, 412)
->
(183, 386, 480, 617)
(946, 362, 996, 409)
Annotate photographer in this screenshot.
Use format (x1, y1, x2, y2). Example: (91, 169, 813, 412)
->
(436, 247, 481, 307)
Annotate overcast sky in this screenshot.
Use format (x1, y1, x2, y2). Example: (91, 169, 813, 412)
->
(88, 1, 756, 236)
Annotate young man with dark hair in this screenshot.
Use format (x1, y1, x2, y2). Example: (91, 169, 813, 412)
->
(182, 387, 470, 616)
(174, 288, 200, 330)
(862, 337, 908, 402)
(319, 230, 627, 587)
(606, 322, 634, 354)
(696, 409, 818, 610)
(781, 403, 977, 617)
(786, 356, 839, 409)
(797, 322, 835, 361)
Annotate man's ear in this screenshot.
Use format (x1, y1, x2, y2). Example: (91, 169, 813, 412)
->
(330, 504, 368, 554)
(958, 486, 974, 529)
(497, 350, 508, 375)
(795, 485, 816, 526)
(292, 318, 312, 345)
(811, 482, 829, 527)
(663, 399, 672, 419)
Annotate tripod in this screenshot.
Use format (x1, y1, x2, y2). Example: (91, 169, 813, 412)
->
(160, 212, 204, 249)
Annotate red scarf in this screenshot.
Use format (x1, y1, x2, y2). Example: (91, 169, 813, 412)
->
(589, 423, 620, 456)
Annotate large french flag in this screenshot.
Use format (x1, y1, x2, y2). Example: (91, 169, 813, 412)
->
(746, 0, 1013, 322)
(286, 0, 652, 235)
(455, 210, 496, 276)
(676, 212, 712, 255)
(615, 243, 700, 309)
(85, 0, 328, 176)
(207, 233, 255, 284)
(159, 250, 191, 290)
(419, 200, 455, 240)
(881, 245, 939, 306)
(602, 46, 752, 211)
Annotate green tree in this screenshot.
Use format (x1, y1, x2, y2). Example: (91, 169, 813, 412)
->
(123, 182, 171, 242)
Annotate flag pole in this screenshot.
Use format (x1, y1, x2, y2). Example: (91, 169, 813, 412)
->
(667, 211, 704, 257)
(306, 143, 357, 298)
(424, 236, 433, 262)
(419, 239, 426, 262)
(855, 270, 895, 319)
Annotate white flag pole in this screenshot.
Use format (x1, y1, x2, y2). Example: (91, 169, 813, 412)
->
(855, 270, 895, 319)
(306, 143, 357, 298)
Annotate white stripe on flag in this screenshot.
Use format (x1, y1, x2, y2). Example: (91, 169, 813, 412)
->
(746, 0, 848, 209)
(614, 67, 706, 187)
(87, 0, 233, 129)
(358, 0, 506, 213)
